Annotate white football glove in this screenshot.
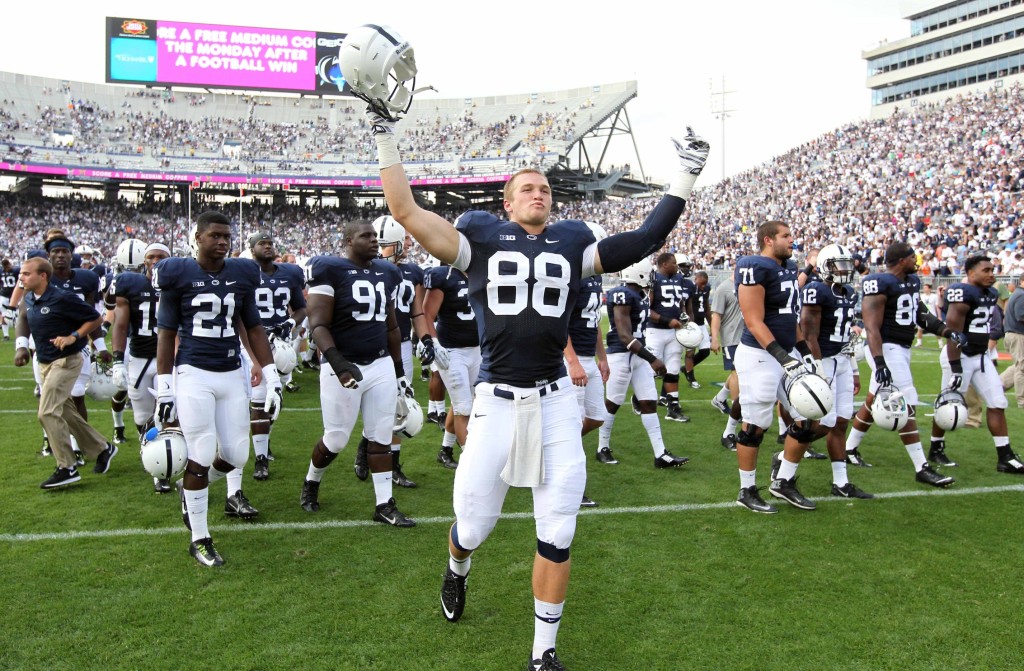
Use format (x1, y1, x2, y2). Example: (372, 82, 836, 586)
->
(262, 364, 283, 421)
(800, 353, 824, 377)
(365, 105, 398, 136)
(156, 373, 176, 424)
(433, 343, 451, 370)
(397, 375, 414, 398)
(110, 362, 129, 391)
(671, 126, 710, 175)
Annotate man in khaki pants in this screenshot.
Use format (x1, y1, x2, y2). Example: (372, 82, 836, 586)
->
(1001, 285, 1024, 409)
(14, 257, 117, 489)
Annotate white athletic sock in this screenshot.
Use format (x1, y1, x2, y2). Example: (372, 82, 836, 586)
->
(714, 386, 730, 403)
(641, 412, 665, 457)
(442, 431, 457, 448)
(778, 417, 787, 436)
(533, 599, 564, 661)
(226, 469, 242, 497)
(306, 461, 327, 483)
(724, 416, 739, 438)
(777, 456, 798, 481)
(185, 487, 210, 542)
(449, 553, 471, 576)
(846, 428, 866, 451)
(112, 409, 124, 429)
(429, 400, 444, 414)
(598, 412, 616, 449)
(253, 434, 270, 459)
(831, 460, 849, 487)
(905, 442, 927, 471)
(371, 471, 393, 505)
(739, 469, 756, 489)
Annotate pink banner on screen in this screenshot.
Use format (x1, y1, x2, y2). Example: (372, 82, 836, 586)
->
(156, 21, 316, 90)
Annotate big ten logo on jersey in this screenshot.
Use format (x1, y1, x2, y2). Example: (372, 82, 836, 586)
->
(487, 251, 570, 317)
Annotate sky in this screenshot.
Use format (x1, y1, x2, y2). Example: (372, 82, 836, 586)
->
(0, 1, 925, 185)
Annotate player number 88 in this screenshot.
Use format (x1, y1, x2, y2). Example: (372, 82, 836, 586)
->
(487, 251, 570, 317)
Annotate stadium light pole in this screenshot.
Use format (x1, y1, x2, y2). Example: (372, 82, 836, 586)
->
(709, 77, 736, 182)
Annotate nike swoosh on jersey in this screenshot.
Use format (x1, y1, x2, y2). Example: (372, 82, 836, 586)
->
(226, 281, 237, 285)
(545, 239, 560, 244)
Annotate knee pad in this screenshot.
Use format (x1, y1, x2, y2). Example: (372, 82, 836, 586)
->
(315, 439, 340, 464)
(537, 539, 571, 564)
(366, 440, 391, 456)
(663, 373, 679, 384)
(908, 405, 917, 418)
(184, 461, 209, 481)
(737, 426, 765, 447)
(787, 420, 816, 443)
(450, 523, 473, 553)
(112, 390, 128, 410)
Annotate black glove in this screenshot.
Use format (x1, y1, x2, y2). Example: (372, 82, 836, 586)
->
(948, 357, 963, 391)
(324, 347, 363, 389)
(947, 331, 969, 350)
(416, 335, 436, 366)
(873, 355, 892, 386)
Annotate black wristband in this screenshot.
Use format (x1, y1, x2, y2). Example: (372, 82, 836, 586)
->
(803, 265, 814, 276)
(324, 347, 363, 382)
(635, 346, 656, 364)
(873, 355, 887, 369)
(949, 358, 963, 374)
(765, 341, 791, 366)
(794, 340, 812, 358)
(113, 351, 125, 363)
(394, 359, 405, 377)
(420, 334, 433, 346)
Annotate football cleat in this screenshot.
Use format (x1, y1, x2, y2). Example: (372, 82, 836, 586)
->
(253, 455, 270, 481)
(225, 490, 259, 519)
(373, 498, 416, 527)
(845, 448, 873, 468)
(437, 446, 459, 470)
(596, 447, 619, 465)
(769, 477, 816, 510)
(658, 394, 671, 408)
(176, 480, 191, 529)
(711, 396, 730, 415)
(284, 381, 301, 393)
(665, 405, 690, 423)
(580, 495, 598, 508)
(916, 463, 955, 488)
(736, 486, 777, 514)
(996, 455, 1024, 474)
(689, 379, 701, 390)
(40, 467, 81, 489)
(831, 482, 874, 499)
(630, 394, 642, 415)
(393, 458, 418, 489)
(189, 537, 225, 567)
(113, 426, 127, 445)
(770, 451, 782, 482)
(153, 477, 172, 494)
(300, 479, 321, 512)
(654, 450, 689, 469)
(528, 648, 566, 671)
(441, 567, 468, 622)
(93, 443, 118, 474)
(354, 437, 370, 480)
(803, 448, 827, 460)
(720, 434, 737, 451)
(928, 445, 958, 467)
(775, 431, 787, 445)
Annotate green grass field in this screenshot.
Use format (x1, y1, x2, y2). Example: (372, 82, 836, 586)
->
(2, 335, 1023, 671)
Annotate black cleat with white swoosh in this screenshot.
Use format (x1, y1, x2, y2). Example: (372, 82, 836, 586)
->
(373, 498, 415, 527)
(441, 567, 468, 622)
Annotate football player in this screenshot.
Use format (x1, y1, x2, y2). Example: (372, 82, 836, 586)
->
(299, 219, 414, 528)
(733, 221, 823, 513)
(354, 219, 430, 488)
(155, 211, 282, 567)
(682, 270, 712, 390)
(245, 231, 307, 482)
(599, 260, 689, 469)
(930, 255, 1024, 473)
(845, 242, 967, 486)
(109, 240, 170, 491)
(646, 251, 692, 422)
(1, 258, 18, 340)
(790, 244, 873, 499)
(372, 91, 708, 669)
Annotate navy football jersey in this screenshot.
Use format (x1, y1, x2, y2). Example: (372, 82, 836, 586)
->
(605, 284, 650, 354)
(254, 262, 307, 331)
(861, 272, 921, 348)
(1, 265, 19, 299)
(693, 285, 710, 325)
(110, 270, 160, 359)
(424, 265, 479, 349)
(650, 272, 686, 329)
(944, 282, 997, 356)
(735, 255, 801, 351)
(567, 274, 603, 358)
(52, 268, 100, 304)
(454, 214, 597, 386)
(306, 255, 402, 363)
(394, 262, 425, 341)
(801, 281, 857, 357)
(154, 257, 262, 372)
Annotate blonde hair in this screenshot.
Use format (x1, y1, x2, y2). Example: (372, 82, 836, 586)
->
(503, 169, 547, 202)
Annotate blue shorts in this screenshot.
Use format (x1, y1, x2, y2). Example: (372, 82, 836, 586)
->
(723, 345, 738, 371)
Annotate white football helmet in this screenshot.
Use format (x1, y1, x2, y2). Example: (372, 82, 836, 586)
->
(933, 389, 968, 431)
(675, 253, 693, 276)
(817, 244, 856, 285)
(784, 370, 834, 421)
(674, 322, 703, 349)
(872, 384, 910, 431)
(620, 259, 654, 288)
(116, 238, 147, 272)
(85, 361, 118, 401)
(140, 428, 188, 480)
(394, 397, 424, 439)
(338, 24, 419, 117)
(584, 221, 608, 242)
(272, 336, 298, 375)
(374, 215, 406, 261)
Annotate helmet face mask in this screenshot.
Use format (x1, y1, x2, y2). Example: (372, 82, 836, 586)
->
(675, 253, 693, 277)
(373, 215, 406, 262)
(338, 24, 419, 119)
(817, 244, 856, 285)
(85, 361, 118, 400)
(871, 384, 910, 431)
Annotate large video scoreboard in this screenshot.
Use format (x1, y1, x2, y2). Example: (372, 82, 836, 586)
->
(105, 17, 350, 95)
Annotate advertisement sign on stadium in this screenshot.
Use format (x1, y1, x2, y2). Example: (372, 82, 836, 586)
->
(105, 17, 350, 95)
